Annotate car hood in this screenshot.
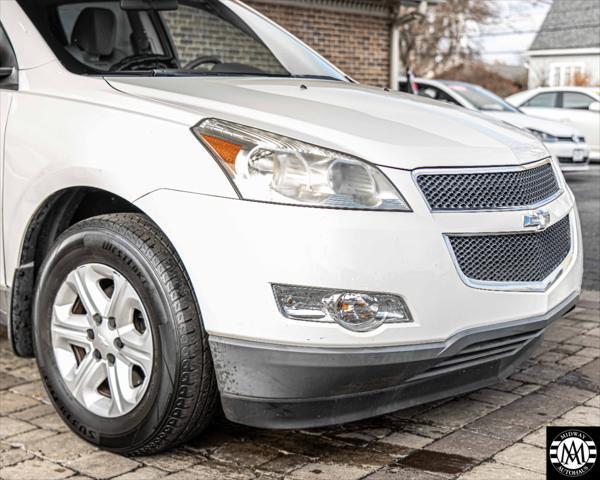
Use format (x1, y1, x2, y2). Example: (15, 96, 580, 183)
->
(106, 76, 548, 170)
(485, 111, 581, 137)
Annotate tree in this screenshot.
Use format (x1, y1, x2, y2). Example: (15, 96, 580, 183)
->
(398, 0, 496, 77)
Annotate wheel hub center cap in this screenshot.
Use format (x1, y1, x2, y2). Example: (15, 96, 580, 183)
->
(50, 263, 154, 418)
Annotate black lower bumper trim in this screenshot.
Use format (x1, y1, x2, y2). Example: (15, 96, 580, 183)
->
(211, 292, 578, 429)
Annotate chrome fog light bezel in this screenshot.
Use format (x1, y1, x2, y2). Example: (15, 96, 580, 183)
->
(272, 284, 412, 332)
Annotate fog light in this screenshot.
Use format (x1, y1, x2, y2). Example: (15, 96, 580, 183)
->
(272, 284, 411, 332)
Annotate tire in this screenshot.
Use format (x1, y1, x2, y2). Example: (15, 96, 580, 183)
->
(33, 213, 218, 455)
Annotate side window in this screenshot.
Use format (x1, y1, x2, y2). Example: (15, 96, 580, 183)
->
(417, 84, 461, 106)
(0, 24, 18, 89)
(562, 92, 594, 110)
(523, 92, 558, 108)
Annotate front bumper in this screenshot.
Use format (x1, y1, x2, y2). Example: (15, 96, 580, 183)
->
(212, 292, 577, 428)
(546, 141, 590, 171)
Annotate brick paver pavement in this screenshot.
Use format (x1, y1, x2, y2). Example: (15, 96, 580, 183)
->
(1, 290, 599, 479)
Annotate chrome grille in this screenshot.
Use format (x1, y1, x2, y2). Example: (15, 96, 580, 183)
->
(416, 161, 560, 211)
(447, 215, 571, 283)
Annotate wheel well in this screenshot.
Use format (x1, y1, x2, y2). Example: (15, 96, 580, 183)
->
(10, 188, 142, 357)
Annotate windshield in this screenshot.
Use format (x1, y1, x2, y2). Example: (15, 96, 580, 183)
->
(17, 0, 348, 80)
(446, 83, 519, 113)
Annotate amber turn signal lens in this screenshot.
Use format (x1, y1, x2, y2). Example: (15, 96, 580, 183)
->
(201, 135, 242, 168)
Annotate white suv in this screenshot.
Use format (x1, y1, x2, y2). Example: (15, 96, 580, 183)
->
(0, 0, 583, 455)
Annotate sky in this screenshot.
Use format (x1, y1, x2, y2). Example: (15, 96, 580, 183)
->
(466, 0, 553, 66)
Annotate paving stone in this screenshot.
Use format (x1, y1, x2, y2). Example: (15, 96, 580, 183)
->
(9, 402, 55, 420)
(511, 383, 541, 396)
(557, 405, 600, 426)
(0, 417, 36, 439)
(416, 399, 496, 428)
(2, 427, 57, 449)
(168, 462, 256, 479)
(511, 363, 571, 385)
(553, 343, 582, 355)
(483, 393, 575, 429)
(458, 460, 545, 479)
(468, 388, 520, 407)
(398, 450, 476, 475)
(365, 466, 447, 480)
(585, 395, 600, 408)
(67, 451, 140, 479)
(577, 347, 600, 358)
(135, 448, 199, 472)
(9, 365, 43, 382)
(540, 382, 596, 403)
(257, 453, 311, 474)
(0, 458, 74, 480)
(521, 427, 546, 448)
(319, 445, 397, 467)
(544, 324, 580, 343)
(494, 443, 545, 474)
(427, 429, 511, 460)
(0, 391, 40, 415)
(489, 379, 523, 392)
(28, 430, 97, 462)
(535, 351, 567, 363)
(0, 445, 34, 467)
(212, 440, 280, 467)
(559, 358, 600, 391)
(566, 335, 600, 348)
(113, 466, 168, 479)
(560, 355, 594, 369)
(30, 413, 69, 432)
(465, 416, 531, 442)
(378, 431, 433, 449)
(288, 462, 375, 480)
(0, 372, 27, 390)
(9, 380, 49, 402)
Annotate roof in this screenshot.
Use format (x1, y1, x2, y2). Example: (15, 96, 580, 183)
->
(530, 0, 600, 51)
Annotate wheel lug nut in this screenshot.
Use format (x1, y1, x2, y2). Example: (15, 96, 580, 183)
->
(87, 329, 95, 340)
(108, 317, 116, 329)
(93, 349, 102, 360)
(107, 353, 115, 365)
(93, 314, 102, 325)
(114, 338, 124, 349)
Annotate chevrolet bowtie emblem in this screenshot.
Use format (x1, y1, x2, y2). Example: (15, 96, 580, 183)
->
(524, 210, 551, 231)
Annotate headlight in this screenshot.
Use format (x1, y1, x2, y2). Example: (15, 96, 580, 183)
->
(526, 128, 558, 143)
(192, 119, 411, 211)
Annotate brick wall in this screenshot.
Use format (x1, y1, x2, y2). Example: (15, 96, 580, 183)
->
(247, 1, 391, 86)
(163, 5, 287, 73)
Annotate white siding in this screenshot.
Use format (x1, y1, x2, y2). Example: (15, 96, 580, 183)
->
(527, 52, 600, 88)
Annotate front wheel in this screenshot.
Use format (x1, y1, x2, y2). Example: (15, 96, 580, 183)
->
(33, 213, 218, 455)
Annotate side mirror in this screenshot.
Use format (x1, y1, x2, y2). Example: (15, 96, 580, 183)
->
(589, 101, 600, 112)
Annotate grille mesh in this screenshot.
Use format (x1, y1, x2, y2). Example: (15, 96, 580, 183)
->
(416, 162, 560, 211)
(447, 215, 571, 283)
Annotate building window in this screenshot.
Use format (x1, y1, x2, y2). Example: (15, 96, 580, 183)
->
(549, 62, 585, 86)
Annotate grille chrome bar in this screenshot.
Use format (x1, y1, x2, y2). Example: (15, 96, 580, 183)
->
(413, 158, 562, 212)
(444, 214, 574, 292)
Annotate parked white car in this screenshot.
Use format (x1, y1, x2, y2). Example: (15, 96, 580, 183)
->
(401, 79, 591, 172)
(0, 0, 583, 455)
(506, 87, 600, 162)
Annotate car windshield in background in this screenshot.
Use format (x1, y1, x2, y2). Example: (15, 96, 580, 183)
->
(446, 83, 519, 113)
(16, 0, 347, 80)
